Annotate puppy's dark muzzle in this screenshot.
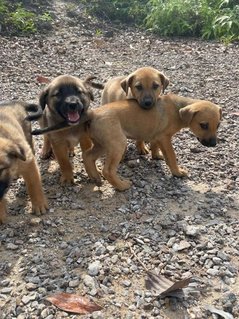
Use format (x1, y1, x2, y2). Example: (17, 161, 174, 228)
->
(199, 137, 217, 147)
(140, 97, 154, 109)
(0, 180, 10, 199)
(62, 96, 84, 124)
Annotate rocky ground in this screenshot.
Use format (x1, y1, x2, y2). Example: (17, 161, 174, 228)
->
(0, 1, 239, 318)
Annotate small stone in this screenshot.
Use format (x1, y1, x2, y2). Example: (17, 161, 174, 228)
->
(88, 260, 101, 276)
(207, 268, 219, 276)
(212, 257, 222, 265)
(167, 237, 176, 247)
(185, 225, 200, 236)
(173, 240, 191, 251)
(1, 287, 12, 294)
(21, 293, 37, 305)
(111, 255, 118, 264)
(26, 283, 37, 291)
(69, 279, 79, 288)
(217, 251, 230, 261)
(122, 280, 131, 287)
(29, 218, 42, 226)
(6, 243, 18, 250)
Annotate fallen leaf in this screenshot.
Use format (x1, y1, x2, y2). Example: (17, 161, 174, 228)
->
(46, 292, 102, 314)
(145, 271, 191, 298)
(36, 75, 50, 84)
(205, 305, 234, 319)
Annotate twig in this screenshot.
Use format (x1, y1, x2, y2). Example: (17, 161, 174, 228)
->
(127, 242, 149, 272)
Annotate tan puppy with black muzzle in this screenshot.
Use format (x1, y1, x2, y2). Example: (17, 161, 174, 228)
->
(0, 101, 48, 223)
(101, 67, 169, 156)
(28, 75, 103, 185)
(82, 94, 222, 191)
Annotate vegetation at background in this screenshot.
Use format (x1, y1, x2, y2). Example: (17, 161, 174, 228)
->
(0, 0, 52, 34)
(83, 0, 239, 42)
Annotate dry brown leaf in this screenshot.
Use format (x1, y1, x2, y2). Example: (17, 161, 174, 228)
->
(145, 271, 191, 298)
(46, 292, 102, 314)
(36, 75, 50, 84)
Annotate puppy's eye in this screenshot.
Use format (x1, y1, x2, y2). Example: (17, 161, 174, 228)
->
(135, 84, 143, 91)
(152, 83, 160, 90)
(200, 122, 209, 130)
(52, 90, 60, 97)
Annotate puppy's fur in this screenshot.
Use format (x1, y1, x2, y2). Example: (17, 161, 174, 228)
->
(101, 67, 170, 156)
(30, 75, 101, 185)
(82, 94, 222, 191)
(0, 101, 48, 223)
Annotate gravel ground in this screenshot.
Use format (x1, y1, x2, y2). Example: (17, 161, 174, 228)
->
(0, 1, 239, 318)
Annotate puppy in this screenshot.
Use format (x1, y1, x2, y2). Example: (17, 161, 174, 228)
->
(82, 94, 222, 191)
(29, 75, 102, 185)
(0, 101, 48, 223)
(101, 67, 170, 156)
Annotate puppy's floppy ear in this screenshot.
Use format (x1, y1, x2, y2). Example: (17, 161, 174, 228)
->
(39, 87, 49, 110)
(121, 75, 134, 96)
(179, 105, 198, 125)
(158, 72, 169, 93)
(8, 145, 26, 161)
(83, 76, 95, 101)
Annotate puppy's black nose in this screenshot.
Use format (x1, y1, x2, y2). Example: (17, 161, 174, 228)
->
(141, 97, 153, 109)
(65, 96, 79, 109)
(68, 102, 78, 111)
(201, 138, 217, 147)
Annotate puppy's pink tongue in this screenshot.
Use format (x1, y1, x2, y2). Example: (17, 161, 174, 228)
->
(67, 111, 80, 122)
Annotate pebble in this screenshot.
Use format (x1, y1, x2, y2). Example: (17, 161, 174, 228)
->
(185, 225, 201, 236)
(207, 268, 219, 276)
(6, 243, 18, 250)
(173, 240, 191, 251)
(88, 261, 101, 276)
(68, 279, 79, 288)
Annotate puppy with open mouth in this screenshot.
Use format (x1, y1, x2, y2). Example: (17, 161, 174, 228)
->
(29, 74, 103, 185)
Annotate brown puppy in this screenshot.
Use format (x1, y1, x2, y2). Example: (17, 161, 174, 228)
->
(82, 94, 222, 191)
(0, 101, 48, 223)
(30, 75, 101, 185)
(101, 67, 170, 156)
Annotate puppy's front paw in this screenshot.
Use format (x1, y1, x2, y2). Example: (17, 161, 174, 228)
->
(172, 167, 188, 177)
(60, 175, 74, 185)
(151, 151, 164, 160)
(32, 197, 49, 216)
(0, 211, 7, 224)
(116, 179, 132, 191)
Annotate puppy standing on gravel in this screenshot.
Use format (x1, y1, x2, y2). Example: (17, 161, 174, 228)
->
(82, 94, 222, 191)
(28, 75, 103, 185)
(101, 67, 170, 156)
(0, 101, 48, 223)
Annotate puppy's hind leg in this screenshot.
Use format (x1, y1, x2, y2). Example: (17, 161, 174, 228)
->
(82, 142, 104, 186)
(136, 140, 150, 155)
(103, 138, 132, 191)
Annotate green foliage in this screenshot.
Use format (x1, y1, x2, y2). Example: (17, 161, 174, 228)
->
(9, 4, 36, 33)
(82, 0, 148, 24)
(84, 0, 239, 42)
(0, 0, 52, 34)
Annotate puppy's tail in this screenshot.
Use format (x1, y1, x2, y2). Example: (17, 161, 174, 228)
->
(84, 76, 104, 90)
(24, 103, 43, 121)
